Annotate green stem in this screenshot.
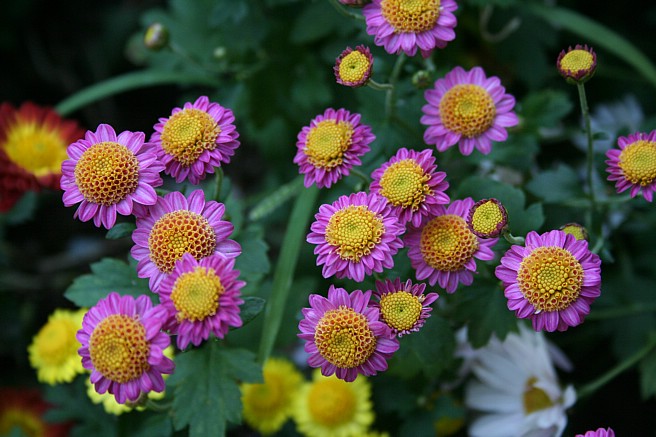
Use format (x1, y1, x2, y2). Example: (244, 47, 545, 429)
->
(349, 167, 371, 185)
(257, 182, 319, 364)
(55, 70, 221, 117)
(385, 54, 407, 121)
(502, 229, 525, 245)
(367, 79, 394, 91)
(214, 167, 224, 202)
(577, 82, 597, 213)
(327, 0, 365, 21)
(577, 335, 656, 399)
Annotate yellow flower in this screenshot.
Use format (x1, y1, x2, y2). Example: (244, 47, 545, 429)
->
(27, 308, 86, 385)
(293, 369, 374, 437)
(241, 357, 303, 435)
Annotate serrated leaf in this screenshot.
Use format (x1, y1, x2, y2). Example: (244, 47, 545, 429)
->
(170, 343, 262, 437)
(239, 296, 266, 326)
(401, 315, 456, 378)
(64, 257, 153, 307)
(235, 227, 270, 294)
(525, 164, 584, 203)
(105, 222, 136, 239)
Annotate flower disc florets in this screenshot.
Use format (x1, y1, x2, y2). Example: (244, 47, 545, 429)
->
(559, 223, 589, 241)
(605, 130, 656, 202)
(334, 45, 374, 88)
(307, 191, 404, 282)
(298, 286, 399, 382)
(421, 66, 518, 156)
(467, 198, 508, 238)
(557, 44, 597, 84)
(372, 278, 438, 337)
(495, 230, 602, 332)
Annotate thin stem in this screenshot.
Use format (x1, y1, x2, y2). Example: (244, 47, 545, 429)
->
(385, 54, 407, 121)
(327, 0, 365, 21)
(577, 82, 597, 214)
(577, 335, 656, 399)
(367, 79, 394, 91)
(349, 167, 371, 185)
(214, 167, 224, 202)
(55, 70, 220, 117)
(502, 229, 525, 245)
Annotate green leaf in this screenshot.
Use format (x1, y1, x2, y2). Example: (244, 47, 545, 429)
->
(290, 2, 341, 44)
(170, 343, 262, 437)
(525, 164, 585, 203)
(105, 222, 136, 240)
(64, 257, 153, 307)
(400, 315, 456, 379)
(239, 296, 266, 326)
(248, 177, 304, 222)
(235, 226, 270, 294)
(520, 90, 573, 132)
(640, 347, 656, 400)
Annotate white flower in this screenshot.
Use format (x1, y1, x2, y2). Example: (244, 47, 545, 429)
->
(464, 324, 576, 437)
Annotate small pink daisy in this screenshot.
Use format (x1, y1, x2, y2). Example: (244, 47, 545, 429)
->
(293, 108, 375, 189)
(363, 0, 458, 58)
(77, 292, 174, 404)
(149, 95, 240, 184)
(297, 285, 399, 382)
(495, 230, 602, 332)
(334, 45, 374, 88)
(605, 130, 656, 202)
(158, 253, 244, 349)
(404, 198, 497, 293)
(131, 189, 241, 293)
(372, 278, 438, 337)
(370, 147, 450, 227)
(576, 428, 615, 437)
(307, 191, 404, 282)
(421, 66, 518, 156)
(61, 124, 164, 229)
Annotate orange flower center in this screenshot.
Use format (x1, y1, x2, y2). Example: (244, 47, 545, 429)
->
(420, 214, 479, 271)
(171, 266, 224, 322)
(307, 378, 357, 426)
(3, 121, 69, 178)
(325, 205, 384, 262)
(160, 108, 220, 167)
(338, 51, 371, 84)
(559, 49, 595, 75)
(314, 306, 376, 369)
(147, 210, 217, 274)
(379, 291, 423, 332)
(74, 141, 139, 205)
(439, 84, 496, 138)
(517, 246, 583, 312)
(618, 140, 656, 186)
(89, 314, 150, 383)
(379, 158, 432, 210)
(381, 0, 440, 33)
(304, 120, 354, 169)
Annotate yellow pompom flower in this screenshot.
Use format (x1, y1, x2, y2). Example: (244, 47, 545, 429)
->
(241, 358, 303, 435)
(27, 308, 86, 385)
(293, 369, 374, 437)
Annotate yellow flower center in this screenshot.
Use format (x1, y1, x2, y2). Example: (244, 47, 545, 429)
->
(559, 49, 594, 75)
(147, 210, 217, 274)
(517, 246, 583, 312)
(307, 378, 356, 427)
(170, 266, 223, 322)
(618, 140, 656, 186)
(439, 84, 497, 138)
(89, 314, 150, 383)
(304, 120, 354, 169)
(0, 408, 45, 437)
(314, 306, 377, 369)
(74, 141, 139, 206)
(420, 214, 479, 271)
(3, 121, 69, 177)
(381, 0, 440, 33)
(379, 159, 432, 210)
(523, 377, 554, 414)
(338, 51, 371, 84)
(561, 223, 587, 241)
(32, 318, 79, 366)
(379, 291, 423, 332)
(470, 200, 505, 236)
(325, 205, 384, 262)
(160, 108, 221, 167)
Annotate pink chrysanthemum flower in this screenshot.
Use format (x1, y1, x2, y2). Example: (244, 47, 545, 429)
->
(421, 66, 519, 156)
(158, 253, 244, 349)
(307, 191, 404, 282)
(131, 189, 241, 292)
(370, 147, 449, 227)
(149, 95, 240, 184)
(605, 130, 656, 202)
(77, 292, 174, 404)
(334, 45, 374, 88)
(297, 285, 399, 382)
(372, 278, 438, 337)
(362, 0, 458, 58)
(557, 44, 597, 85)
(294, 108, 375, 189)
(404, 198, 497, 293)
(495, 230, 602, 332)
(61, 124, 163, 229)
(576, 428, 615, 437)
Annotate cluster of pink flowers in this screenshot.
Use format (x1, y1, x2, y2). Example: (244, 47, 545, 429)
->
(61, 96, 246, 404)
